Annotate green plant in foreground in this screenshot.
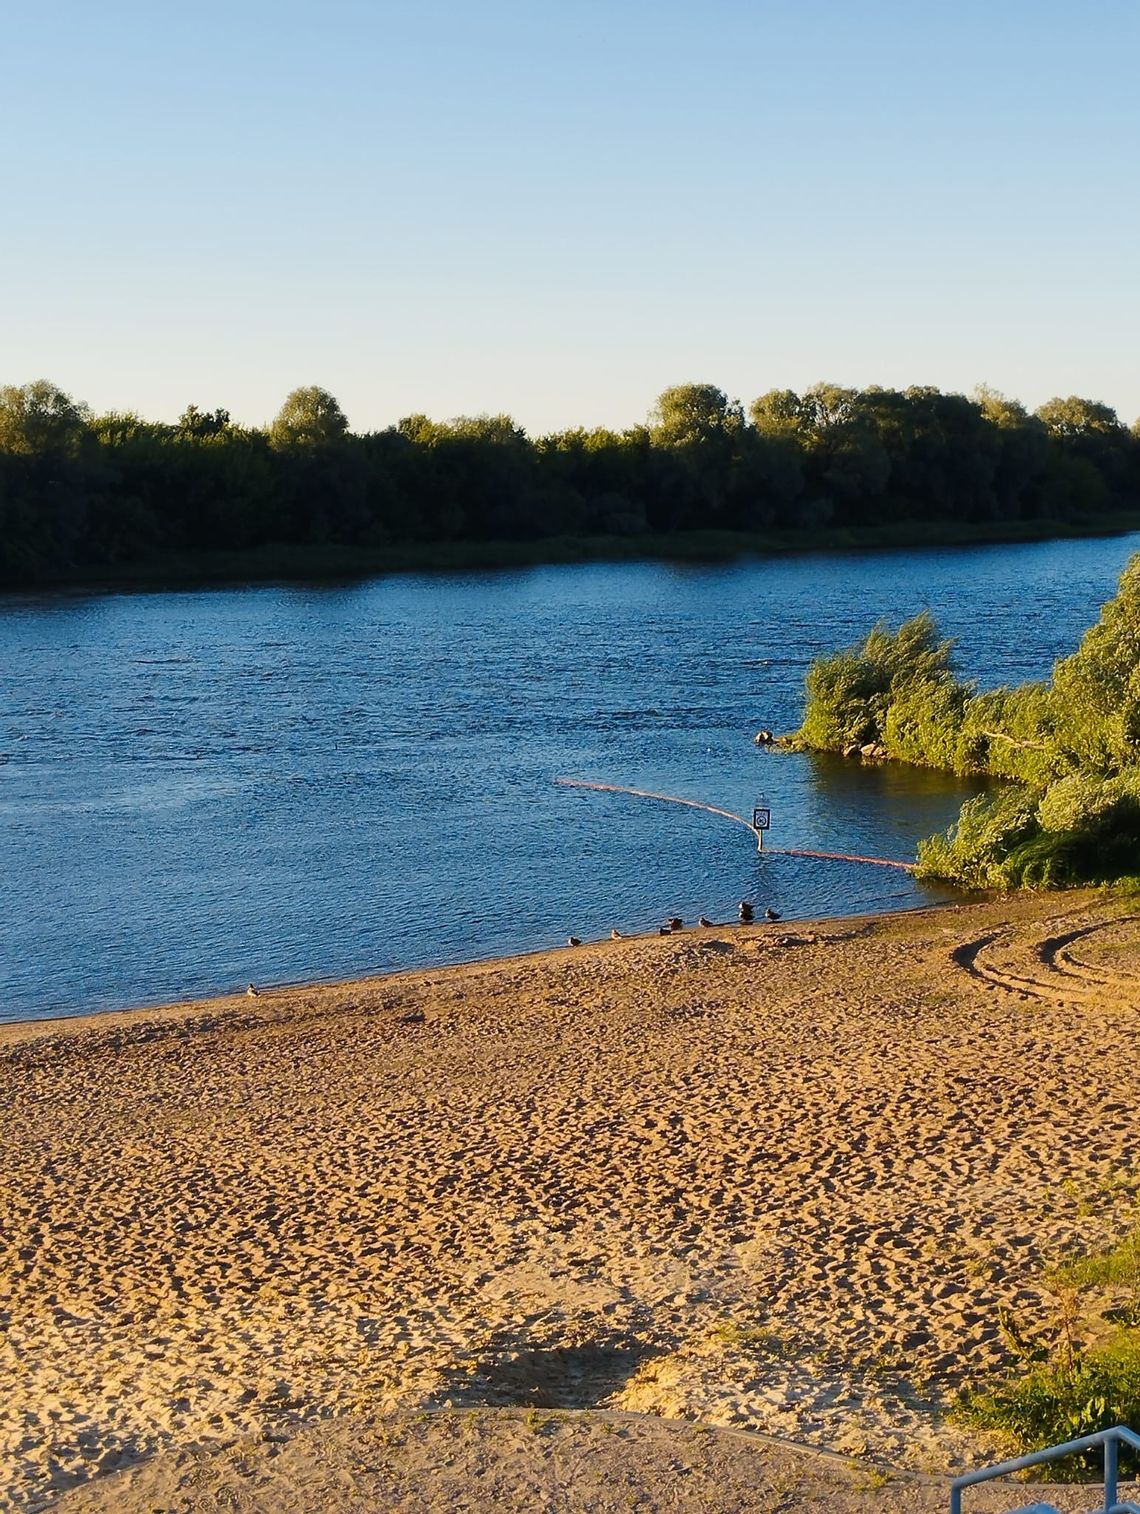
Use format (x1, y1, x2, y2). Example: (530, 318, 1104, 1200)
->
(955, 1335, 1140, 1478)
(956, 1220, 1140, 1476)
(1051, 1226, 1140, 1328)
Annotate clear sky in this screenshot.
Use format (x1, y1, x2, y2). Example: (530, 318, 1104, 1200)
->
(4, 0, 1138, 434)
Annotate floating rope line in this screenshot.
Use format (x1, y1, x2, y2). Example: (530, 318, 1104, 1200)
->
(774, 845, 916, 873)
(556, 777, 760, 838)
(555, 777, 917, 873)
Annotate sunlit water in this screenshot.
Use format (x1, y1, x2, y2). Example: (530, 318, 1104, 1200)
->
(2, 534, 1137, 1022)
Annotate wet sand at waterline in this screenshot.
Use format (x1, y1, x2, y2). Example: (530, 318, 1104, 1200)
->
(4, 893, 1139, 1511)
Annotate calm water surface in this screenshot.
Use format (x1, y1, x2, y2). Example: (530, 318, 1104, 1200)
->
(3, 535, 1138, 1022)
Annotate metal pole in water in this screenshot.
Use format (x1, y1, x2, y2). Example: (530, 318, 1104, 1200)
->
(752, 803, 770, 851)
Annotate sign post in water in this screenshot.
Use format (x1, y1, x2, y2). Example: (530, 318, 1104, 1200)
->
(753, 801, 771, 851)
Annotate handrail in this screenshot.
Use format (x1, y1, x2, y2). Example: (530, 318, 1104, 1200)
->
(949, 1425, 1140, 1514)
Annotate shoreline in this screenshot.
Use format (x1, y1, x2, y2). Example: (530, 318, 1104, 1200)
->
(0, 895, 964, 1039)
(6, 887, 1140, 1511)
(7, 513, 1140, 596)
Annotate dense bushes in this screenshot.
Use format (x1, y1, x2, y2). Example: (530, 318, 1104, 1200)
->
(796, 611, 962, 756)
(794, 556, 1140, 888)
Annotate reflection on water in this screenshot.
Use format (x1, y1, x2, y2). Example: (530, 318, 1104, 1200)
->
(1, 533, 1136, 1021)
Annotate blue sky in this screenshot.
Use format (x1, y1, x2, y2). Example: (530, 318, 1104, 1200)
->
(3, 0, 1137, 433)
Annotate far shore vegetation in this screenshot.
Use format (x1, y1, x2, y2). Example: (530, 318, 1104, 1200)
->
(2, 379, 1139, 588)
(792, 556, 1140, 889)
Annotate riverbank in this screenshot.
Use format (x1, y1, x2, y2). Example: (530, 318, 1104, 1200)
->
(5, 891, 1140, 1510)
(13, 510, 1140, 592)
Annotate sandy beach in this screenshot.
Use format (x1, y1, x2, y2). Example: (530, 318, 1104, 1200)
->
(4, 891, 1139, 1511)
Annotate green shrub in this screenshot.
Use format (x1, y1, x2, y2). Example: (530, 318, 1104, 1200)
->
(1037, 772, 1120, 833)
(1052, 556, 1140, 776)
(962, 683, 1057, 786)
(956, 1335, 1140, 1478)
(797, 645, 892, 751)
(796, 610, 963, 756)
(916, 787, 1040, 889)
(799, 553, 1140, 889)
(881, 677, 965, 769)
(918, 775, 1140, 890)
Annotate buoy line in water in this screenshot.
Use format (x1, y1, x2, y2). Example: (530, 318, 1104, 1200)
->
(554, 778, 917, 873)
(776, 845, 916, 873)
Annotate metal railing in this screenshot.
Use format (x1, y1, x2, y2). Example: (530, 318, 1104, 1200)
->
(950, 1424, 1140, 1513)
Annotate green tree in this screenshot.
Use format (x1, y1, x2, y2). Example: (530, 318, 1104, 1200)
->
(974, 385, 1031, 429)
(797, 383, 858, 441)
(1035, 395, 1123, 439)
(269, 386, 349, 450)
(0, 380, 91, 456)
(650, 384, 743, 447)
(749, 389, 805, 438)
(179, 404, 231, 438)
(647, 385, 745, 527)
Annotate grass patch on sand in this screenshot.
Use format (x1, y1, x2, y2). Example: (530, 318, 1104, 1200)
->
(708, 1320, 791, 1357)
(955, 1337, 1140, 1477)
(954, 1219, 1140, 1478)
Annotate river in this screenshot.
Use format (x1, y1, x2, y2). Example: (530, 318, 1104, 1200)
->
(2, 533, 1136, 1021)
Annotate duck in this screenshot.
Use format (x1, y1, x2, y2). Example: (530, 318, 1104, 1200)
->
(738, 901, 754, 922)
(669, 917, 683, 931)
(765, 907, 781, 921)
(610, 928, 623, 940)
(658, 924, 672, 935)
(567, 936, 582, 947)
(698, 915, 713, 928)
(246, 983, 260, 998)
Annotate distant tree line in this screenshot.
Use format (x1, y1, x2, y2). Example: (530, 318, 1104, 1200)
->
(1, 378, 1138, 582)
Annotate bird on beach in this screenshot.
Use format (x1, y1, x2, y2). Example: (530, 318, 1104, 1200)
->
(610, 928, 623, 940)
(738, 901, 754, 922)
(246, 983, 259, 997)
(567, 936, 582, 947)
(698, 915, 713, 928)
(669, 917, 683, 931)
(658, 924, 672, 935)
(765, 907, 781, 921)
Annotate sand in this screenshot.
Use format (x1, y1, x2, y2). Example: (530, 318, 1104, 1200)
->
(3, 891, 1139, 1511)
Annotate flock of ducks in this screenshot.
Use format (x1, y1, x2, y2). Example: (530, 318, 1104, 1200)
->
(244, 902, 784, 995)
(568, 901, 778, 948)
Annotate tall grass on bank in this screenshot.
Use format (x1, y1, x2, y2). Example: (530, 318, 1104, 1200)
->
(791, 554, 1140, 888)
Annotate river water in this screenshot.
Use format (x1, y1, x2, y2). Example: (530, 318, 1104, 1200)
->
(2, 534, 1137, 1022)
